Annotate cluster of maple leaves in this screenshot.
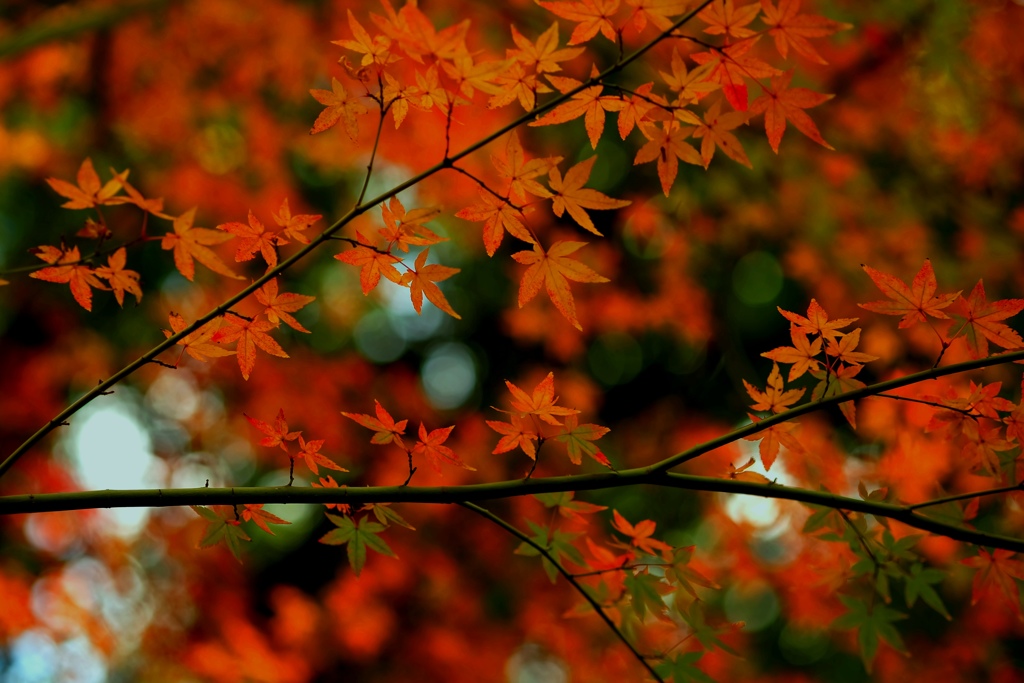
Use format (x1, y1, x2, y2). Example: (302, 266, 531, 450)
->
(8, 0, 1024, 680)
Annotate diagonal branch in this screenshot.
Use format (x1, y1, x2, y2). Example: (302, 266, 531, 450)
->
(459, 501, 664, 683)
(0, 0, 716, 482)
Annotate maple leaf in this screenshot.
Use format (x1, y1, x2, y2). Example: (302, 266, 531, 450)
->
(212, 313, 289, 380)
(29, 245, 104, 311)
(333, 9, 395, 68)
(272, 198, 322, 245)
(832, 596, 907, 673)
(554, 414, 611, 466)
(92, 247, 142, 307)
(456, 190, 535, 256)
(45, 158, 124, 210)
(311, 475, 351, 513)
(761, 328, 822, 381)
(371, 1, 469, 62)
(760, 0, 852, 64)
(492, 132, 560, 204)
(320, 513, 397, 576)
(489, 62, 551, 111)
(508, 23, 584, 73)
(699, 0, 762, 38)
(743, 363, 804, 413)
(692, 100, 751, 168)
(399, 248, 461, 319)
(412, 423, 474, 473)
(342, 400, 408, 449)
(502, 372, 579, 426)
(625, 0, 690, 32)
(537, 0, 621, 45)
(742, 413, 805, 470)
(535, 491, 607, 519)
(961, 549, 1024, 620)
(244, 408, 301, 451)
(947, 280, 1024, 359)
(296, 435, 347, 475)
(529, 79, 625, 150)
(106, 176, 167, 216)
(615, 82, 663, 140)
(310, 77, 368, 138)
(547, 157, 631, 235)
(192, 505, 250, 562)
(255, 279, 315, 333)
(810, 363, 866, 428)
(824, 328, 879, 366)
(778, 298, 856, 342)
(611, 510, 672, 557)
(240, 504, 291, 535)
(378, 197, 445, 253)
(486, 413, 540, 459)
(749, 71, 834, 153)
(512, 240, 609, 331)
(335, 232, 403, 295)
(726, 457, 772, 484)
(859, 259, 960, 328)
(161, 207, 241, 281)
(441, 54, 510, 99)
(634, 120, 702, 196)
(219, 210, 283, 269)
(163, 313, 235, 363)
(690, 40, 781, 111)
(660, 50, 720, 107)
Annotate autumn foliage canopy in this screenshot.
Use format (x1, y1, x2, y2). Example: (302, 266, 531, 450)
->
(1, 0, 1024, 681)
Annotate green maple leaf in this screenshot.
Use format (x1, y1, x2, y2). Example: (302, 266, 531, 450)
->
(833, 595, 907, 673)
(192, 505, 251, 562)
(320, 513, 397, 576)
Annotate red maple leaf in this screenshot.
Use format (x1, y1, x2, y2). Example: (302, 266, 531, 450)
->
(29, 245, 104, 311)
(399, 248, 461, 319)
(512, 240, 610, 331)
(219, 210, 283, 269)
(412, 423, 474, 473)
(859, 259, 960, 328)
(948, 281, 1024, 358)
(335, 232, 402, 295)
(212, 314, 289, 380)
(342, 400, 408, 449)
(255, 279, 316, 333)
(244, 408, 300, 451)
(296, 435, 347, 475)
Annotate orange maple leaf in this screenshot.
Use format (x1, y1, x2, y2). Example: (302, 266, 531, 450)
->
(94, 247, 142, 307)
(759, 0, 852, 65)
(296, 435, 347, 475)
(255, 279, 315, 333)
(219, 210, 283, 269)
(486, 413, 540, 459)
(492, 132, 560, 204)
(690, 40, 781, 111)
(272, 198, 322, 245)
(309, 77, 368, 138)
(611, 510, 672, 557)
(412, 423, 474, 473)
(742, 413, 805, 470)
(634, 120, 702, 196)
(342, 400, 408, 449)
(692, 100, 751, 168)
(761, 328, 822, 381)
(961, 549, 1024, 620)
(824, 328, 879, 366)
(333, 9, 395, 68)
(45, 158, 124, 210)
(29, 245, 104, 311)
(625, 0, 690, 32)
(547, 156, 631, 235)
(699, 0, 762, 38)
(778, 298, 856, 342)
(161, 207, 241, 281)
(743, 363, 805, 413)
(212, 313, 289, 380)
(502, 372, 579, 426)
(508, 22, 584, 73)
(512, 240, 610, 331)
(948, 281, 1024, 359)
(335, 232, 403, 295)
(537, 0, 621, 45)
(859, 259, 960, 328)
(241, 504, 291, 535)
(529, 77, 625, 150)
(749, 71, 834, 153)
(455, 191, 535, 257)
(378, 197, 445, 251)
(400, 248, 461, 319)
(163, 313, 234, 364)
(245, 408, 300, 451)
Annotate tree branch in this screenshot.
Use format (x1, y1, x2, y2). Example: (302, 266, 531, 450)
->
(3, 469, 1022, 552)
